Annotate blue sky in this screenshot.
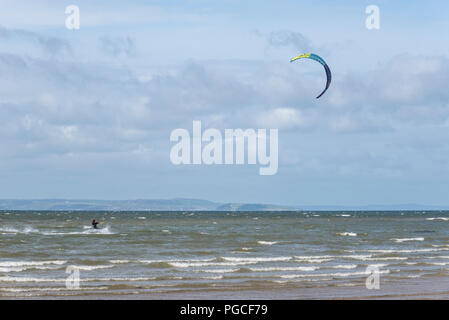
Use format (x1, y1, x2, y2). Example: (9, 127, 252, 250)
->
(0, 0, 449, 206)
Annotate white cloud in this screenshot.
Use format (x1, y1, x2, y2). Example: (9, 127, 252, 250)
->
(257, 108, 305, 129)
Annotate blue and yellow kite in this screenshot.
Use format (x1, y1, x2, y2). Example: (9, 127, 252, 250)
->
(290, 53, 331, 99)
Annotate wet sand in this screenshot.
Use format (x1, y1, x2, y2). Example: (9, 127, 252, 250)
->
(4, 276, 449, 300)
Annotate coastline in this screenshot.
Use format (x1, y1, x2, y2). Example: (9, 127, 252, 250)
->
(3, 276, 449, 300)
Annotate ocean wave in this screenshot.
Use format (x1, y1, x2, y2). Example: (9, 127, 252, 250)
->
(201, 276, 224, 280)
(426, 262, 449, 266)
(279, 269, 390, 279)
(0, 287, 108, 293)
(248, 266, 318, 272)
(337, 232, 357, 237)
(364, 257, 408, 261)
(70, 265, 114, 271)
(426, 217, 449, 221)
(366, 248, 448, 253)
(391, 237, 424, 243)
(139, 258, 216, 264)
(169, 261, 256, 268)
(201, 269, 239, 273)
(222, 257, 292, 263)
(273, 278, 333, 284)
(0, 226, 39, 234)
(42, 226, 115, 235)
(294, 255, 334, 260)
(293, 254, 406, 262)
(297, 258, 333, 264)
(257, 241, 278, 245)
(0, 260, 67, 268)
(109, 260, 130, 264)
(327, 264, 357, 269)
(294, 254, 370, 260)
(0, 265, 64, 273)
(339, 255, 373, 260)
(0, 276, 156, 283)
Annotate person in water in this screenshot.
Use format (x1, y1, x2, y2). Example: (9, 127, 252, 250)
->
(92, 219, 99, 229)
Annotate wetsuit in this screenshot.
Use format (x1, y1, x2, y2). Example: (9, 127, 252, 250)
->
(92, 221, 99, 229)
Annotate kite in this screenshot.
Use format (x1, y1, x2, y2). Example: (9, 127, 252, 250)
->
(290, 53, 331, 99)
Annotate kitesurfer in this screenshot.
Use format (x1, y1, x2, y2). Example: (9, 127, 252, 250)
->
(92, 219, 99, 229)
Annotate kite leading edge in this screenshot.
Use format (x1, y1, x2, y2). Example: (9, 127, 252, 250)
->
(290, 53, 331, 99)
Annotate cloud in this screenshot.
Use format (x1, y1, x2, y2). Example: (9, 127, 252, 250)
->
(257, 108, 306, 129)
(1, 31, 449, 200)
(266, 30, 312, 52)
(98, 35, 136, 57)
(0, 25, 72, 56)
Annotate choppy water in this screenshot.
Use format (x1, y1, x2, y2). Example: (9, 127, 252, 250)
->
(2, 210, 449, 298)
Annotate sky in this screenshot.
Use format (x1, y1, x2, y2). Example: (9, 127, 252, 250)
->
(0, 0, 449, 206)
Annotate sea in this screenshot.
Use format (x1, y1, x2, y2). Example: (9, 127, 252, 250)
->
(1, 210, 449, 299)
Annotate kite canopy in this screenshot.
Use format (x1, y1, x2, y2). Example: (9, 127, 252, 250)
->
(290, 53, 331, 99)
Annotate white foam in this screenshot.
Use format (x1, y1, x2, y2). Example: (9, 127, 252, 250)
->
(139, 258, 215, 264)
(169, 261, 256, 268)
(201, 269, 239, 273)
(294, 255, 334, 260)
(109, 260, 130, 264)
(0, 260, 67, 268)
(367, 248, 448, 253)
(0, 226, 38, 234)
(299, 258, 333, 263)
(295, 254, 371, 260)
(426, 217, 449, 221)
(249, 266, 318, 272)
(0, 276, 66, 283)
(367, 263, 388, 268)
(70, 265, 114, 271)
(280, 270, 390, 279)
(42, 226, 115, 235)
(222, 256, 292, 263)
(0, 287, 109, 293)
(327, 264, 357, 269)
(340, 255, 373, 260)
(428, 262, 449, 266)
(0, 276, 155, 283)
(201, 276, 224, 280)
(257, 241, 278, 245)
(337, 232, 357, 237)
(392, 237, 424, 243)
(0, 265, 63, 273)
(364, 257, 408, 261)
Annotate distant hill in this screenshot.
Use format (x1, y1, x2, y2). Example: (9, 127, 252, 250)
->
(216, 203, 293, 211)
(0, 198, 294, 211)
(293, 204, 449, 211)
(0, 199, 447, 211)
